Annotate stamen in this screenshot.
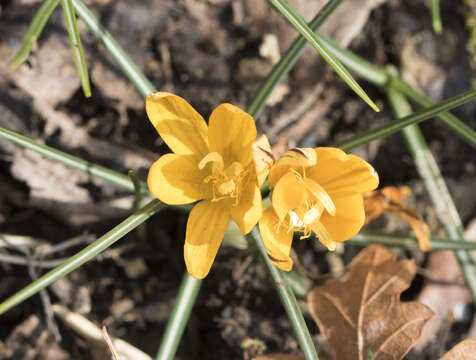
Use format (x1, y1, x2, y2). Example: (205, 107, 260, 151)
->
(289, 210, 304, 228)
(302, 206, 320, 225)
(303, 178, 336, 216)
(198, 152, 224, 171)
(310, 221, 336, 251)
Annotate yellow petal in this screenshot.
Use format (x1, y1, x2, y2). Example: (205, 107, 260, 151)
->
(146, 92, 209, 160)
(148, 154, 209, 205)
(303, 178, 336, 216)
(184, 200, 231, 279)
(269, 148, 316, 188)
(272, 171, 307, 221)
(252, 134, 274, 187)
(208, 103, 257, 166)
(307, 147, 379, 195)
(259, 208, 294, 271)
(231, 181, 262, 234)
(319, 194, 365, 242)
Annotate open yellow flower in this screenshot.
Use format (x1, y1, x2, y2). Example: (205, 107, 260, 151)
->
(259, 147, 379, 271)
(146, 92, 273, 279)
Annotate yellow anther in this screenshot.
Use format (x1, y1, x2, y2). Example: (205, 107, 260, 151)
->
(198, 152, 224, 171)
(302, 206, 321, 225)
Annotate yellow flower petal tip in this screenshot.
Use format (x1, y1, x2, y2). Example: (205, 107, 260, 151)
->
(260, 147, 379, 270)
(146, 93, 265, 278)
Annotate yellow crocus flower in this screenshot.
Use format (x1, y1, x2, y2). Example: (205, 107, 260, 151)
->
(259, 147, 379, 271)
(146, 92, 273, 279)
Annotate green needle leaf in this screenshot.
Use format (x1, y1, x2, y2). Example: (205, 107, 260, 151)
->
(61, 0, 91, 97)
(0, 126, 141, 194)
(247, 0, 344, 118)
(72, 0, 156, 97)
(350, 230, 476, 251)
(267, 0, 380, 112)
(336, 88, 476, 150)
(10, 0, 61, 69)
(0, 199, 164, 315)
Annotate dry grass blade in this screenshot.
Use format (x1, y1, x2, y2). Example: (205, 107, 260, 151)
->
(307, 245, 434, 360)
(440, 339, 476, 360)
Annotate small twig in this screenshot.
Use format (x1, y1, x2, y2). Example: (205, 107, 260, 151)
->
(53, 304, 152, 360)
(38, 233, 95, 257)
(0, 252, 69, 268)
(0, 233, 95, 268)
(102, 326, 120, 360)
(1, 235, 61, 341)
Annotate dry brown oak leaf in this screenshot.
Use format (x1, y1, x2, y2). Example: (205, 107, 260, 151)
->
(440, 339, 476, 360)
(307, 244, 434, 360)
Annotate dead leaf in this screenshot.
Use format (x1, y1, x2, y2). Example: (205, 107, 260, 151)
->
(440, 339, 476, 360)
(11, 149, 92, 204)
(307, 244, 433, 360)
(364, 186, 431, 251)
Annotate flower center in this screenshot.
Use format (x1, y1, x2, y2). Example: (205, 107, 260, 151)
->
(278, 168, 337, 250)
(198, 152, 247, 203)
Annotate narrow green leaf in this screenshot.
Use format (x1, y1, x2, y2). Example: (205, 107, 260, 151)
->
(386, 86, 476, 305)
(11, 0, 61, 69)
(247, 0, 344, 118)
(267, 0, 380, 112)
(389, 76, 476, 150)
(0, 126, 142, 194)
(0, 199, 164, 315)
(313, 32, 476, 150)
(430, 0, 443, 34)
(336, 88, 476, 150)
(72, 0, 156, 97)
(316, 30, 388, 86)
(351, 230, 476, 251)
(60, 0, 91, 97)
(250, 228, 319, 360)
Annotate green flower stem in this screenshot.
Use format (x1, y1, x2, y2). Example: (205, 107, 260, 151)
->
(60, 0, 91, 97)
(0, 199, 164, 315)
(386, 86, 476, 304)
(250, 228, 319, 360)
(11, 0, 61, 68)
(0, 126, 148, 195)
(350, 230, 476, 251)
(430, 0, 443, 34)
(389, 76, 476, 149)
(155, 273, 202, 360)
(247, 0, 343, 118)
(266, 0, 379, 112)
(72, 0, 155, 97)
(336, 88, 476, 150)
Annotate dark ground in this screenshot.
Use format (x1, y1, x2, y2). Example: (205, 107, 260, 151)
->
(0, 0, 476, 359)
